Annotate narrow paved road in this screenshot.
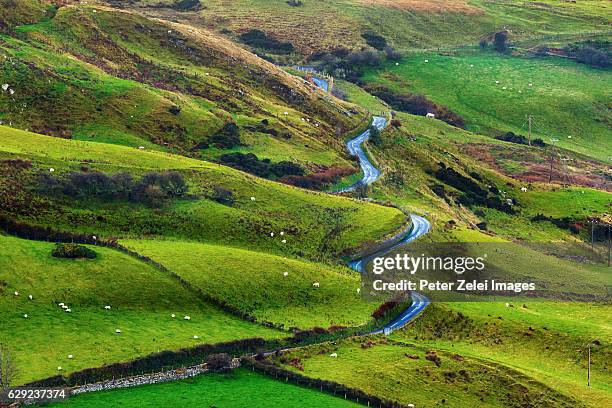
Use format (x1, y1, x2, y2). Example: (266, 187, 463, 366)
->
(339, 116, 431, 333)
(337, 116, 387, 193)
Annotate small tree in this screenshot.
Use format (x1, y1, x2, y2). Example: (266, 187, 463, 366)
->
(479, 39, 488, 49)
(493, 31, 508, 53)
(206, 353, 232, 371)
(354, 183, 369, 199)
(369, 125, 382, 146)
(0, 344, 18, 391)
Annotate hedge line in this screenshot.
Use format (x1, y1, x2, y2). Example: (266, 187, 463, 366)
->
(242, 357, 408, 408)
(24, 338, 269, 387)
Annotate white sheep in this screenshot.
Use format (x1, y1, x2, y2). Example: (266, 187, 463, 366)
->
(520, 187, 528, 192)
(1, 84, 8, 91)
(57, 366, 62, 371)
(505, 302, 510, 307)
(424, 59, 429, 63)
(280, 231, 285, 236)
(184, 315, 191, 320)
(283, 272, 289, 277)
(193, 335, 199, 339)
(138, 146, 145, 150)
(58, 302, 64, 307)
(23, 314, 28, 318)
(61, 305, 68, 309)
(356, 288, 361, 294)
(250, 196, 256, 201)
(28, 294, 33, 300)
(529, 83, 533, 86)
(330, 353, 337, 358)
(49, 168, 55, 172)
(65, 308, 71, 313)
(283, 112, 289, 115)
(281, 239, 287, 244)
(68, 355, 73, 359)
(426, 113, 435, 118)
(14, 291, 18, 296)
(313, 282, 320, 288)
(502, 86, 507, 90)
(395, 62, 399, 66)
(171, 314, 176, 318)
(270, 232, 274, 237)
(115, 329, 121, 333)
(495, 80, 499, 84)
(407, 404, 415, 408)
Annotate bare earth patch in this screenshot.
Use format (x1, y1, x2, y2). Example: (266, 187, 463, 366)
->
(355, 0, 483, 14)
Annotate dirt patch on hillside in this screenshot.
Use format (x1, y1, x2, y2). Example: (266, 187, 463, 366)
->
(356, 0, 483, 14)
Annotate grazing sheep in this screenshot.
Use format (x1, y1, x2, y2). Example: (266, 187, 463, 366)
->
(68, 355, 73, 359)
(521, 187, 528, 192)
(505, 302, 510, 307)
(61, 305, 68, 309)
(426, 113, 435, 118)
(357, 288, 361, 294)
(65, 308, 71, 313)
(104, 305, 111, 310)
(502, 86, 507, 90)
(250, 196, 256, 201)
(14, 291, 18, 296)
(495, 80, 499, 84)
(424, 59, 429, 63)
(280, 231, 285, 236)
(395, 62, 399, 66)
(171, 314, 176, 318)
(23, 314, 28, 318)
(281, 239, 287, 244)
(283, 112, 289, 115)
(283, 272, 289, 277)
(28, 294, 33, 300)
(330, 353, 337, 358)
(184, 316, 191, 320)
(1, 84, 8, 91)
(529, 83, 533, 86)
(270, 232, 274, 237)
(407, 404, 415, 408)
(138, 146, 145, 150)
(115, 329, 121, 333)
(313, 282, 320, 288)
(57, 366, 62, 371)
(193, 335, 199, 339)
(58, 302, 64, 307)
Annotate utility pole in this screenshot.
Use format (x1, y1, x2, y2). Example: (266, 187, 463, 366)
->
(548, 138, 558, 183)
(528, 115, 532, 146)
(608, 224, 611, 267)
(588, 344, 591, 386)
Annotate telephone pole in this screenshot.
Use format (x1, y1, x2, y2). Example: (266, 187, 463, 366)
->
(528, 115, 533, 146)
(588, 344, 591, 386)
(548, 138, 558, 183)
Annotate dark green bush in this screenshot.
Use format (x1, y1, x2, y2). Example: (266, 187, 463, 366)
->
(210, 122, 241, 149)
(51, 243, 97, 259)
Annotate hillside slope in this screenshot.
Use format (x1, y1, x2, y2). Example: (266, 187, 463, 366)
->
(1, 3, 364, 168)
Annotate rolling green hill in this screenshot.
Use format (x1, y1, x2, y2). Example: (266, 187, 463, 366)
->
(362, 49, 611, 161)
(1, 3, 365, 168)
(0, 234, 284, 383)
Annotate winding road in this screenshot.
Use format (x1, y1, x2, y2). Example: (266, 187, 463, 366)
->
(339, 115, 432, 333)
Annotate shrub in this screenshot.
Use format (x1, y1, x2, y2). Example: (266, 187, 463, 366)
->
(286, 0, 303, 6)
(270, 161, 305, 177)
(279, 166, 356, 190)
(168, 105, 181, 115)
(51, 243, 97, 259)
(205, 353, 232, 371)
(172, 0, 201, 11)
(63, 171, 115, 199)
(362, 31, 387, 51)
(369, 125, 382, 146)
(210, 122, 241, 149)
(479, 39, 488, 49)
(384, 46, 402, 61)
(219, 153, 271, 177)
(239, 29, 294, 54)
(210, 186, 234, 206)
(493, 31, 509, 53)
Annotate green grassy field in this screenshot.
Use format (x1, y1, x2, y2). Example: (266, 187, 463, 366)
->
(122, 239, 375, 329)
(0, 235, 284, 384)
(362, 50, 611, 161)
(46, 368, 361, 408)
(273, 302, 611, 408)
(0, 126, 406, 260)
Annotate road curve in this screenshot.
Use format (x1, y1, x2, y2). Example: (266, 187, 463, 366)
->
(337, 116, 387, 193)
(340, 117, 432, 333)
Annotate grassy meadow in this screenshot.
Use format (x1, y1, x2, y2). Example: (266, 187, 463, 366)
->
(0, 235, 285, 384)
(362, 50, 611, 160)
(122, 239, 375, 329)
(45, 368, 361, 408)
